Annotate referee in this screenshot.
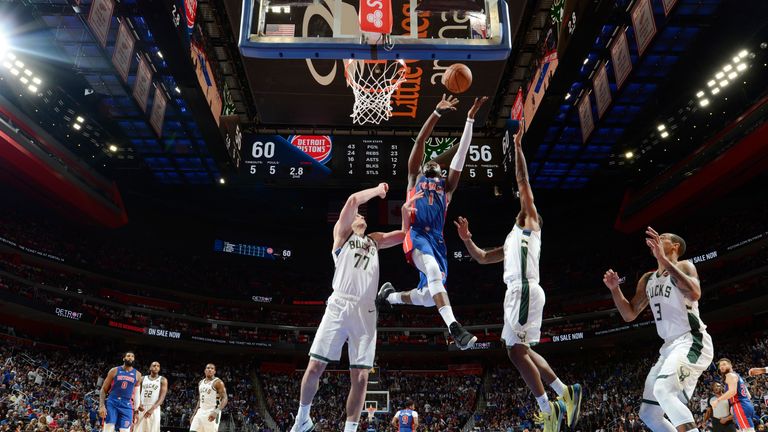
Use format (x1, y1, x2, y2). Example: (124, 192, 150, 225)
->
(703, 382, 737, 432)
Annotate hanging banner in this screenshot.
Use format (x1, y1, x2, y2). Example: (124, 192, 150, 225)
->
(631, 0, 656, 57)
(610, 28, 632, 90)
(510, 87, 524, 121)
(112, 20, 135, 83)
(133, 55, 153, 113)
(87, 0, 115, 48)
(593, 62, 611, 119)
(577, 93, 594, 143)
(149, 86, 168, 137)
(662, 0, 678, 16)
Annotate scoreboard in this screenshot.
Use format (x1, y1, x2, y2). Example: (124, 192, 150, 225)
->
(239, 134, 505, 185)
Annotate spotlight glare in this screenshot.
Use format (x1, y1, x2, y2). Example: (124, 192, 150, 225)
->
(738, 50, 748, 58)
(27, 85, 37, 93)
(19, 77, 28, 84)
(564, 92, 571, 100)
(76, 116, 85, 123)
(32, 77, 41, 84)
(715, 72, 725, 79)
(657, 124, 666, 131)
(660, 131, 669, 138)
(583, 58, 589, 65)
(711, 87, 720, 95)
(6, 53, 14, 61)
(707, 80, 716, 87)
(736, 63, 747, 71)
(723, 64, 732, 72)
(624, 151, 634, 159)
(10, 68, 18, 75)
(727, 71, 737, 79)
(23, 69, 31, 76)
(13, 60, 23, 68)
(3, 61, 11, 69)
(719, 79, 729, 87)
(157, 51, 164, 59)
(696, 90, 705, 98)
(219, 178, 226, 185)
(699, 98, 710, 107)
(174, 86, 181, 94)
(733, 56, 741, 63)
(73, 123, 82, 130)
(108, 144, 118, 152)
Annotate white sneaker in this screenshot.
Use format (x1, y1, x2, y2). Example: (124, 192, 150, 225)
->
(290, 418, 314, 432)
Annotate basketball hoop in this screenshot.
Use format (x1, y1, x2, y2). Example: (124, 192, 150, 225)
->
(344, 59, 407, 125)
(366, 405, 377, 422)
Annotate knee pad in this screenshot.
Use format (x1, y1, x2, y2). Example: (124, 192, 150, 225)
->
(409, 288, 436, 307)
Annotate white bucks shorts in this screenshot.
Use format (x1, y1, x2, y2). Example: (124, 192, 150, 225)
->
(134, 409, 161, 432)
(643, 330, 714, 403)
(190, 408, 220, 432)
(309, 292, 377, 369)
(501, 280, 545, 347)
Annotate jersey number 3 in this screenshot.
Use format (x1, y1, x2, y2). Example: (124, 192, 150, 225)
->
(653, 303, 663, 321)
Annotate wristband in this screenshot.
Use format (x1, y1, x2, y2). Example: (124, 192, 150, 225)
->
(433, 110, 443, 117)
(465, 118, 475, 123)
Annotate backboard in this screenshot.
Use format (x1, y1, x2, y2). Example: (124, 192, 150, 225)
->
(239, 0, 511, 60)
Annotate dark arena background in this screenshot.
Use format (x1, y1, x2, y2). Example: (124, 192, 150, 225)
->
(0, 0, 767, 432)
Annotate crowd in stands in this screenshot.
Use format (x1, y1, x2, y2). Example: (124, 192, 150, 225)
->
(0, 340, 269, 432)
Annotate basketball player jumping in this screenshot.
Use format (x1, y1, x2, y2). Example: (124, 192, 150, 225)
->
(603, 228, 713, 432)
(190, 363, 228, 432)
(712, 358, 756, 432)
(378, 94, 488, 350)
(452, 126, 582, 432)
(98, 351, 142, 432)
(391, 400, 419, 432)
(136, 361, 168, 432)
(290, 184, 420, 432)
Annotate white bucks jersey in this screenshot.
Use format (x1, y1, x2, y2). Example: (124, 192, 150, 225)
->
(331, 234, 379, 302)
(645, 269, 706, 341)
(198, 378, 220, 410)
(503, 225, 541, 285)
(141, 376, 162, 407)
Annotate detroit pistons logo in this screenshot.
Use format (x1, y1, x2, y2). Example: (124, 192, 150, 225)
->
(289, 135, 333, 164)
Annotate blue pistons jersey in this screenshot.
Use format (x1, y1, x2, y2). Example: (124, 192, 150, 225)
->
(409, 175, 447, 235)
(396, 409, 416, 432)
(105, 367, 137, 430)
(726, 373, 755, 429)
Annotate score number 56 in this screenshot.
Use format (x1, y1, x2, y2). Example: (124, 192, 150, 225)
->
(467, 145, 494, 178)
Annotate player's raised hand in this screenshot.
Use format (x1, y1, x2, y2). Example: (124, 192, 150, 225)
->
(467, 96, 489, 119)
(453, 217, 472, 241)
(436, 94, 459, 114)
(377, 182, 389, 198)
(403, 190, 424, 217)
(603, 269, 621, 291)
(645, 226, 665, 261)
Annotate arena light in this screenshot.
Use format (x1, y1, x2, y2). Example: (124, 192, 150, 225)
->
(19, 76, 28, 84)
(32, 77, 41, 85)
(719, 79, 729, 87)
(699, 98, 710, 107)
(174, 86, 181, 94)
(695, 90, 705, 98)
(218, 177, 226, 185)
(72, 123, 82, 130)
(738, 50, 748, 58)
(0, 33, 8, 60)
(732, 56, 741, 63)
(108, 144, 118, 152)
(715, 72, 725, 79)
(13, 60, 22, 68)
(723, 64, 732, 72)
(707, 80, 716, 87)
(27, 84, 37, 93)
(624, 151, 634, 159)
(657, 124, 666, 131)
(76, 116, 85, 123)
(727, 71, 737, 80)
(564, 92, 571, 100)
(2, 61, 10, 68)
(660, 131, 669, 138)
(736, 63, 747, 72)
(711, 87, 720, 95)
(10, 67, 18, 75)
(157, 51, 164, 59)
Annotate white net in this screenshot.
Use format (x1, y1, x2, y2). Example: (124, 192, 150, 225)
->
(344, 59, 407, 125)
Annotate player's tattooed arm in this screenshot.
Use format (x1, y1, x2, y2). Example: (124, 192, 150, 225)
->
(210, 380, 228, 421)
(454, 217, 504, 264)
(603, 270, 651, 322)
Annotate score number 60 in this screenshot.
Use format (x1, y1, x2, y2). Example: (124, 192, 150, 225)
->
(249, 141, 276, 175)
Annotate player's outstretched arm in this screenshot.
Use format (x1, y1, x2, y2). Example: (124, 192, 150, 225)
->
(645, 226, 701, 301)
(333, 183, 389, 249)
(514, 120, 540, 230)
(445, 97, 488, 193)
(409, 95, 458, 187)
(209, 380, 227, 422)
(603, 270, 651, 322)
(749, 367, 768, 376)
(369, 191, 423, 249)
(98, 367, 117, 419)
(454, 217, 503, 264)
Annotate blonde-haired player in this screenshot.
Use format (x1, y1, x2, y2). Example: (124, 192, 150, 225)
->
(136, 361, 167, 432)
(190, 364, 227, 432)
(290, 184, 419, 432)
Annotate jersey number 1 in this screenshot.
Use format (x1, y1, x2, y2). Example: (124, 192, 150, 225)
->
(354, 253, 370, 270)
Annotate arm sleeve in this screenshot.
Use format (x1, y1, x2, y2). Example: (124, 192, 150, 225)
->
(449, 119, 474, 172)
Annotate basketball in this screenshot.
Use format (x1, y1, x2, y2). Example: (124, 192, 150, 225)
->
(441, 63, 473, 94)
